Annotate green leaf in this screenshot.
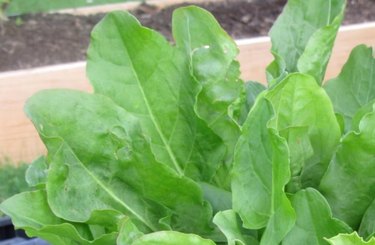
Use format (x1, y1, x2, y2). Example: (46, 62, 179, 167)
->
(232, 96, 274, 229)
(326, 232, 375, 245)
(0, 191, 122, 245)
(172, 6, 242, 151)
(359, 198, 375, 240)
(199, 182, 232, 213)
(266, 73, 341, 189)
(279, 126, 314, 192)
(117, 217, 143, 245)
(283, 188, 351, 245)
(324, 45, 375, 132)
(259, 127, 296, 245)
(131, 231, 216, 245)
(268, 0, 345, 84)
(296, 13, 344, 83)
(47, 144, 166, 232)
(233, 81, 266, 126)
(266, 51, 287, 86)
(25, 156, 47, 187)
(213, 210, 259, 245)
(232, 96, 295, 244)
(320, 110, 375, 229)
(87, 10, 224, 182)
(172, 7, 244, 191)
(352, 100, 375, 132)
(25, 90, 213, 235)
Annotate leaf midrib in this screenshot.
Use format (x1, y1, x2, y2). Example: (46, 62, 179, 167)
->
(57, 142, 158, 232)
(114, 22, 183, 176)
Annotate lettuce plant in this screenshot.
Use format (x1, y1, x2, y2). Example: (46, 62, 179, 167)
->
(1, 0, 375, 244)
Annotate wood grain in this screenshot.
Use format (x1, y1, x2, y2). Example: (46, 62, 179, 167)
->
(1, 23, 374, 163)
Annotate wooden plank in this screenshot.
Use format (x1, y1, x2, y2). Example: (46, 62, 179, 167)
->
(1, 23, 374, 163)
(237, 22, 375, 83)
(0, 63, 89, 163)
(56, 0, 215, 15)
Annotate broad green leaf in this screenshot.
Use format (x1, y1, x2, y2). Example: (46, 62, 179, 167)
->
(266, 73, 341, 189)
(359, 198, 375, 240)
(324, 45, 375, 132)
(0, 191, 121, 245)
(25, 155, 47, 187)
(46, 143, 166, 232)
(232, 96, 295, 244)
(232, 96, 274, 229)
(172, 7, 244, 191)
(25, 90, 213, 235)
(326, 232, 375, 245)
(320, 110, 375, 229)
(259, 127, 295, 245)
(173, 7, 242, 161)
(268, 0, 345, 84)
(283, 188, 351, 245)
(131, 231, 216, 245)
(87, 10, 224, 182)
(213, 210, 259, 245)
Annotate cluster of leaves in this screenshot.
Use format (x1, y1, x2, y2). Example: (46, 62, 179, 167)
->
(1, 0, 375, 244)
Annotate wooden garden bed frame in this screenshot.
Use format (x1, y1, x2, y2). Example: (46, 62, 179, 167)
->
(56, 0, 211, 15)
(1, 22, 374, 163)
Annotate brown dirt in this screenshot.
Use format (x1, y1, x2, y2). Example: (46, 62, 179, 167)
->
(0, 0, 374, 72)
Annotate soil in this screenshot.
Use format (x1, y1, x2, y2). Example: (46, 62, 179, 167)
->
(0, 0, 374, 72)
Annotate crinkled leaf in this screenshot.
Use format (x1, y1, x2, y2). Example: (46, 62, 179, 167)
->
(232, 96, 295, 244)
(131, 231, 216, 245)
(324, 45, 375, 132)
(283, 188, 351, 244)
(359, 198, 375, 240)
(0, 191, 122, 245)
(268, 0, 345, 84)
(25, 155, 47, 187)
(326, 232, 375, 245)
(320, 110, 375, 229)
(172, 7, 243, 190)
(87, 10, 224, 181)
(213, 210, 259, 245)
(173, 6, 242, 133)
(25, 90, 213, 235)
(266, 73, 341, 189)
